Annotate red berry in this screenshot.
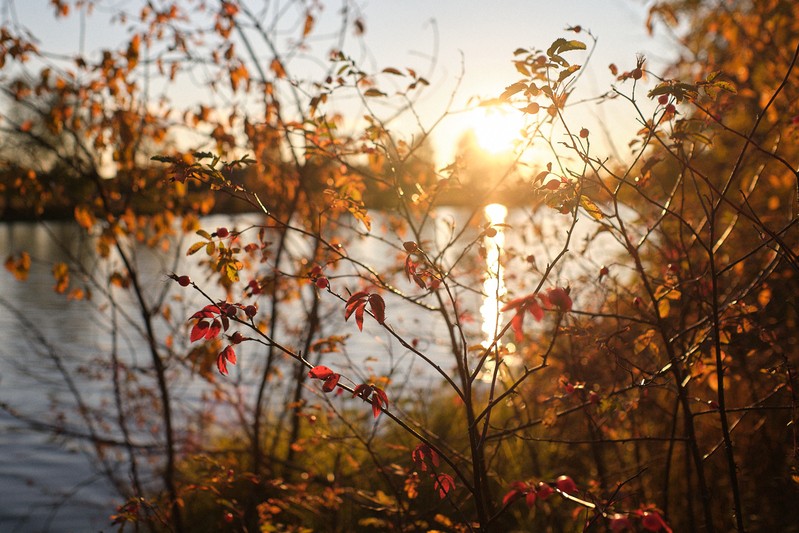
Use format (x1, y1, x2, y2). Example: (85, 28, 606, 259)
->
(403, 241, 418, 252)
(536, 482, 553, 500)
(230, 331, 245, 344)
(216, 227, 229, 238)
(315, 277, 329, 289)
(632, 68, 643, 80)
(665, 104, 676, 114)
(223, 511, 234, 523)
(485, 227, 497, 238)
(657, 94, 669, 105)
(609, 514, 633, 531)
(177, 275, 191, 287)
(555, 475, 577, 494)
(641, 511, 667, 531)
(579, 128, 589, 138)
(244, 305, 257, 318)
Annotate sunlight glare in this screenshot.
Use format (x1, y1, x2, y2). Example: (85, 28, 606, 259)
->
(470, 107, 524, 154)
(480, 203, 508, 345)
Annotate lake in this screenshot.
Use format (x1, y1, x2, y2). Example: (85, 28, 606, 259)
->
(0, 206, 616, 531)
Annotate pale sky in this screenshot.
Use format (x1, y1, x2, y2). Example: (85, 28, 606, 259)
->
(7, 0, 675, 168)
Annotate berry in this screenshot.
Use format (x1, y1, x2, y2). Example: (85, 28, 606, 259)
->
(555, 475, 577, 494)
(536, 482, 554, 500)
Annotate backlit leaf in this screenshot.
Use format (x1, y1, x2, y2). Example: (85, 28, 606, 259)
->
(580, 196, 605, 220)
(187, 241, 205, 255)
(368, 293, 386, 324)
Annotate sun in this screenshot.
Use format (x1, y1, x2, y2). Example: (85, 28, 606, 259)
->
(469, 106, 524, 154)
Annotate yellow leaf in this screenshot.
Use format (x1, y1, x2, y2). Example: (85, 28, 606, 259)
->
(74, 205, 95, 230)
(634, 329, 659, 356)
(5, 252, 31, 281)
(53, 262, 70, 294)
(186, 241, 205, 255)
(580, 196, 604, 220)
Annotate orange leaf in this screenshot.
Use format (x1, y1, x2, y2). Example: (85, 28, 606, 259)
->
(302, 13, 315, 37)
(270, 58, 286, 79)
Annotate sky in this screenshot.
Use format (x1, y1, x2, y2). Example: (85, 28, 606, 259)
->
(353, 0, 674, 165)
(6, 0, 676, 169)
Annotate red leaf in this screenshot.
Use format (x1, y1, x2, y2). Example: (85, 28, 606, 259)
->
(527, 299, 544, 321)
(353, 383, 372, 399)
(368, 294, 386, 324)
(205, 318, 222, 340)
(500, 296, 527, 313)
(190, 321, 209, 342)
(322, 373, 340, 392)
(216, 345, 236, 375)
(308, 365, 335, 380)
(502, 489, 522, 507)
(355, 303, 365, 331)
(412, 444, 439, 471)
(345, 291, 369, 320)
(190, 304, 221, 319)
(510, 311, 525, 342)
(433, 473, 455, 499)
(223, 345, 237, 364)
(404, 255, 415, 282)
(373, 386, 389, 409)
(525, 490, 537, 507)
(371, 395, 382, 418)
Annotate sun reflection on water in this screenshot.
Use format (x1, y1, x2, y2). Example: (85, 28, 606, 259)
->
(479, 203, 509, 381)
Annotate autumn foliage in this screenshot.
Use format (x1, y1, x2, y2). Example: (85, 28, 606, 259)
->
(2, 1, 799, 532)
